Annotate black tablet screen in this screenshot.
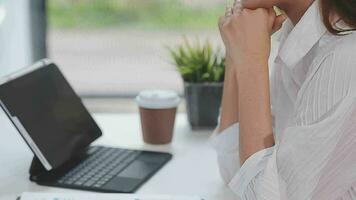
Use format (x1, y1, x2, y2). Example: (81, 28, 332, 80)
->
(0, 63, 102, 169)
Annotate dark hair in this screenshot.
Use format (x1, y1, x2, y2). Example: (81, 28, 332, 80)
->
(320, 0, 356, 35)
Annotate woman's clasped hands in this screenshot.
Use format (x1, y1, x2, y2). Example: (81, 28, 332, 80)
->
(219, 1, 286, 76)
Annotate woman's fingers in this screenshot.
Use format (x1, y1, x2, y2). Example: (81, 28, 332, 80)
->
(267, 8, 277, 29)
(225, 6, 233, 17)
(233, 1, 243, 15)
(266, 7, 287, 34)
(271, 14, 287, 34)
(218, 15, 226, 30)
(218, 15, 230, 47)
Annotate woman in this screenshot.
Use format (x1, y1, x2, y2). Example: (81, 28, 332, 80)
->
(211, 0, 356, 199)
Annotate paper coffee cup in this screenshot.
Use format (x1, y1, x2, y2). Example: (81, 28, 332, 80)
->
(136, 90, 180, 144)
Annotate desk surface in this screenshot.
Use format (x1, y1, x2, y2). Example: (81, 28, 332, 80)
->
(0, 113, 236, 200)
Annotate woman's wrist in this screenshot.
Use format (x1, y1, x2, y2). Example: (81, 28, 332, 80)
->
(218, 54, 240, 133)
(235, 56, 269, 78)
(227, 51, 269, 68)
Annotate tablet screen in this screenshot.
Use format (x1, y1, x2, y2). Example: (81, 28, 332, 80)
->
(0, 63, 102, 170)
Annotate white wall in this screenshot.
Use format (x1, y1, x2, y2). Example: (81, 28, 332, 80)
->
(0, 1, 33, 152)
(0, 0, 32, 77)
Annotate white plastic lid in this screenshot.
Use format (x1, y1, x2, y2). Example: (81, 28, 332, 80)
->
(136, 90, 181, 109)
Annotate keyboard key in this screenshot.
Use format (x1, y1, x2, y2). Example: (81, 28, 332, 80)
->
(74, 181, 84, 186)
(56, 147, 139, 189)
(83, 181, 95, 187)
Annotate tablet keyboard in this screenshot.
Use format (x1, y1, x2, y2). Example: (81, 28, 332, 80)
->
(57, 146, 140, 188)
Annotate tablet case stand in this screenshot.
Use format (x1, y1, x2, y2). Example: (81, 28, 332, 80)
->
(29, 157, 49, 182)
(29, 156, 80, 183)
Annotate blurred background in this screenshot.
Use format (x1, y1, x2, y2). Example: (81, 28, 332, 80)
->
(0, 0, 226, 113)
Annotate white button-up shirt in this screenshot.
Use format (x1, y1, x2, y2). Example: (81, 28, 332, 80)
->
(211, 1, 356, 200)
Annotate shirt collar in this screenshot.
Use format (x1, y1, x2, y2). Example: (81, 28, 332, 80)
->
(277, 1, 327, 68)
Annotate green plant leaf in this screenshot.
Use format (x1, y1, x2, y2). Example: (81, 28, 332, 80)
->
(167, 36, 225, 83)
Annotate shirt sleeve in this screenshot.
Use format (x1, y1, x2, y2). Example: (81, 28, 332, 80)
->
(210, 123, 275, 199)
(212, 96, 356, 200)
(210, 123, 240, 184)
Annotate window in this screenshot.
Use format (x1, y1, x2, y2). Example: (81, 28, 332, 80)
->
(47, 0, 224, 99)
(0, 0, 33, 77)
(1, 1, 281, 113)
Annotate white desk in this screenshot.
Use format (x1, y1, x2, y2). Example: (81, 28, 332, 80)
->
(0, 113, 237, 200)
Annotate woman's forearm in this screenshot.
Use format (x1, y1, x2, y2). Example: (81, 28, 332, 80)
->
(217, 3, 284, 165)
(218, 58, 240, 133)
(237, 58, 274, 165)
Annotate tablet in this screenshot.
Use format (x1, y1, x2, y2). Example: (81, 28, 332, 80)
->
(0, 60, 102, 170)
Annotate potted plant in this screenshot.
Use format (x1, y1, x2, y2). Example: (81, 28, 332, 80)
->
(168, 38, 225, 129)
